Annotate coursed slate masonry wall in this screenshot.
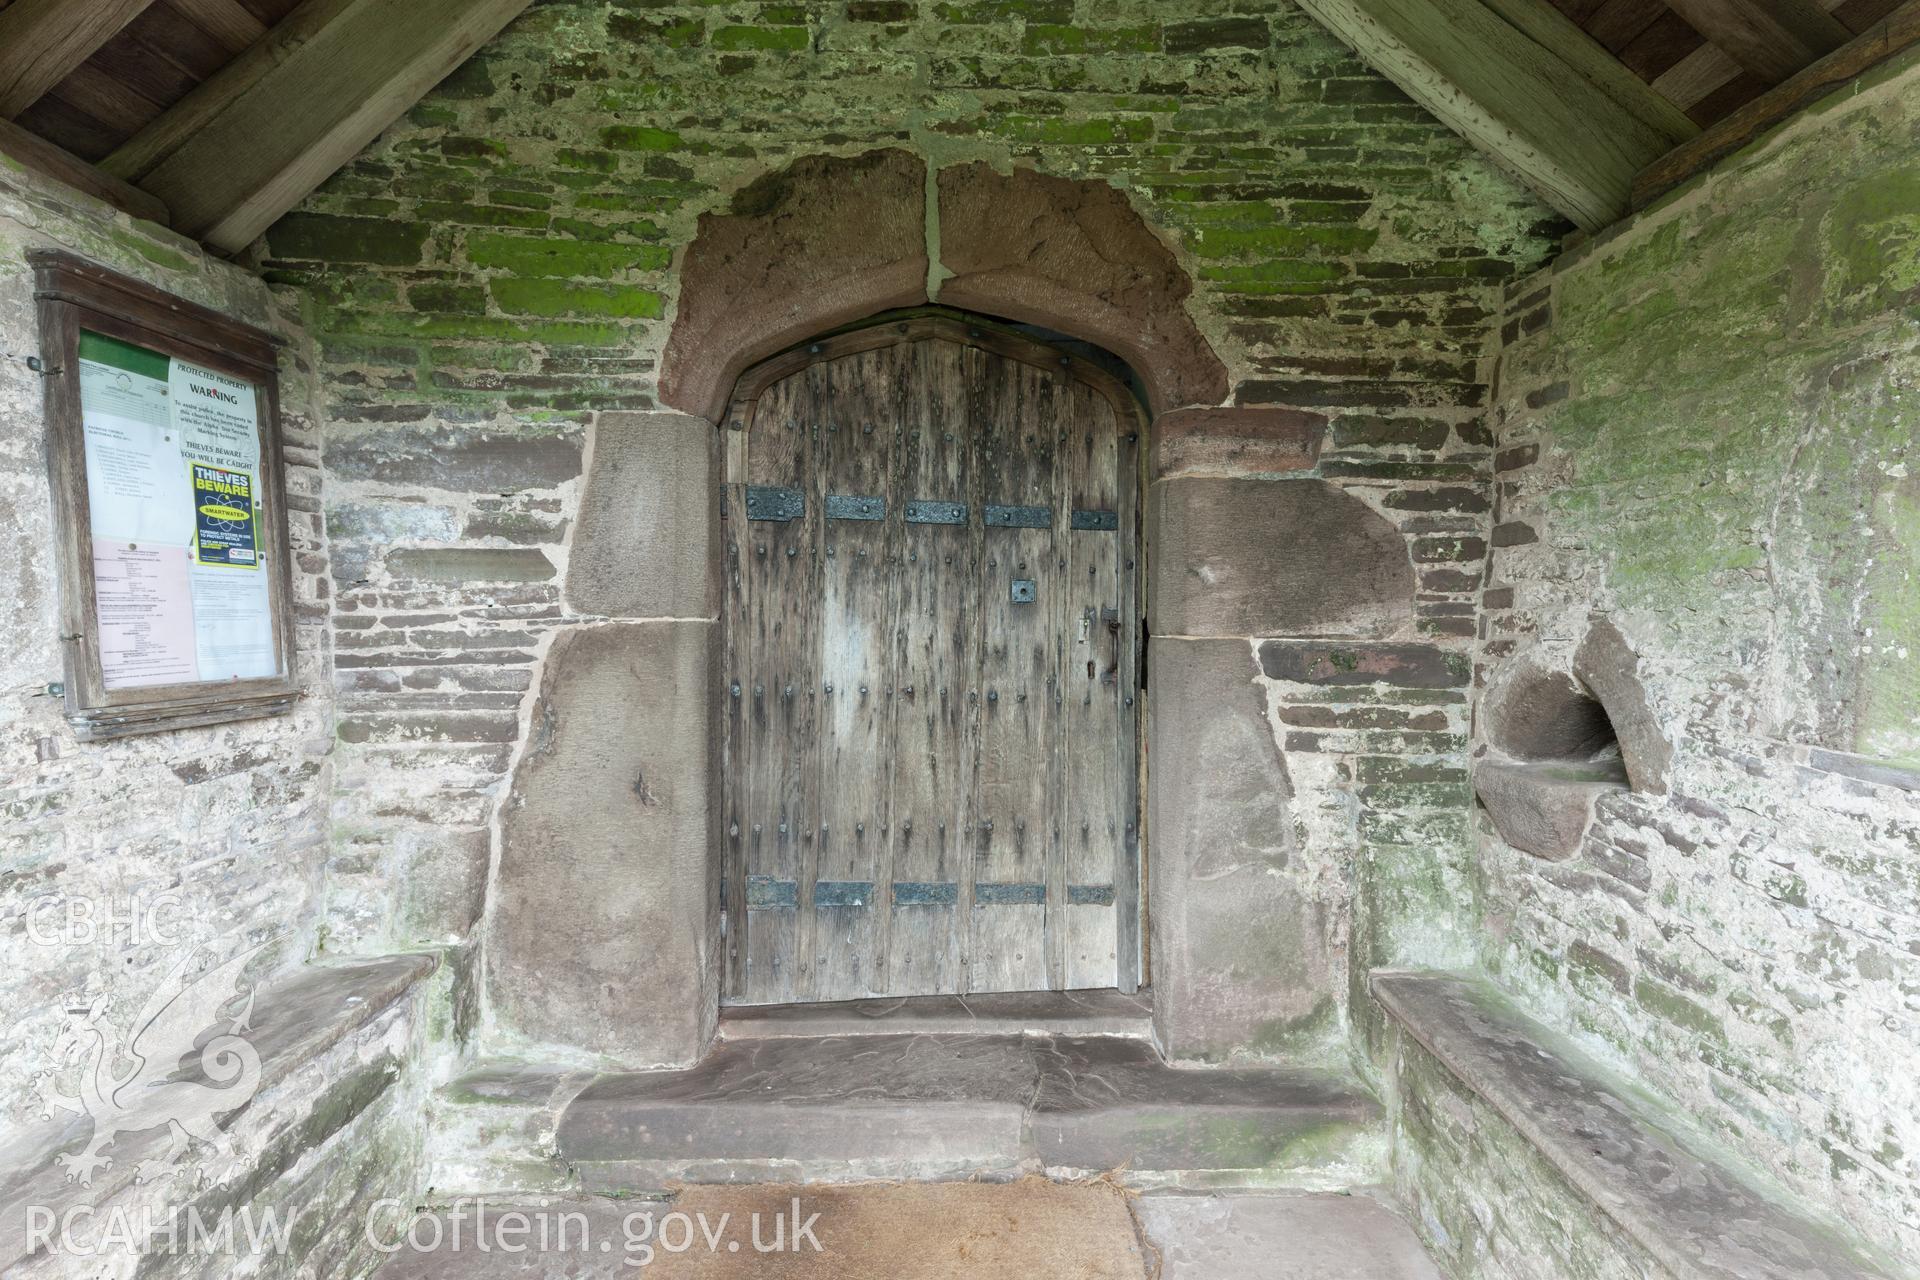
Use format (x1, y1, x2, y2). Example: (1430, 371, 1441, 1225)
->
(0, 160, 445, 1280)
(0, 165, 334, 1127)
(1403, 50, 1920, 1273)
(255, 0, 1562, 1065)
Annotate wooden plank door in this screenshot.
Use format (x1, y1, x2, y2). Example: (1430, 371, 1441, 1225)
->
(721, 315, 1141, 1003)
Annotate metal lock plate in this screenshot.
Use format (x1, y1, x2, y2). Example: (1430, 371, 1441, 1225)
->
(745, 875, 799, 909)
(1010, 578, 1037, 604)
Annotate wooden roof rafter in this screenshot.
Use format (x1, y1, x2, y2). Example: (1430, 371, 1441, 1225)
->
(1298, 0, 1920, 230)
(0, 0, 533, 251)
(0, 0, 164, 120)
(1297, 0, 1701, 228)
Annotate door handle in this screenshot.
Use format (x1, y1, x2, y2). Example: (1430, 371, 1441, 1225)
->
(1103, 614, 1121, 686)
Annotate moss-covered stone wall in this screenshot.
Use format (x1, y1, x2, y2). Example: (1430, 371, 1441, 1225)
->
(259, 0, 1563, 1056)
(1478, 48, 1920, 1266)
(265, 0, 1558, 423)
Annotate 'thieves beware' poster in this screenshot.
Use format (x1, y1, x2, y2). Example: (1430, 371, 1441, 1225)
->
(190, 463, 259, 567)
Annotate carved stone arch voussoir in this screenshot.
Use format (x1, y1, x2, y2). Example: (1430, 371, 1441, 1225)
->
(658, 150, 1228, 424)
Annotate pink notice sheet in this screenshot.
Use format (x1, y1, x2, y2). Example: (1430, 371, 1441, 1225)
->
(93, 540, 199, 689)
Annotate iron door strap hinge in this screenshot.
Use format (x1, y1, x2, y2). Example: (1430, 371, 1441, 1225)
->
(745, 486, 804, 521)
(813, 880, 874, 907)
(1071, 508, 1119, 531)
(826, 493, 884, 521)
(893, 881, 959, 905)
(905, 499, 966, 525)
(745, 875, 799, 908)
(984, 503, 1050, 529)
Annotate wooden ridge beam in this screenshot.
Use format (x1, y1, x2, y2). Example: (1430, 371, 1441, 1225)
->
(1296, 0, 1700, 229)
(0, 0, 163, 120)
(1661, 0, 1850, 84)
(123, 0, 535, 254)
(0, 115, 171, 224)
(1634, 0, 1920, 206)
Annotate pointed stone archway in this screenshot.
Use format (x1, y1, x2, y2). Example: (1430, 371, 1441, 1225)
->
(487, 150, 1418, 1069)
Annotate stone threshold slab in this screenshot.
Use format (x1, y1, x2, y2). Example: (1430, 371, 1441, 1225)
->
(1372, 970, 1901, 1280)
(549, 1033, 1384, 1192)
(717, 988, 1154, 1041)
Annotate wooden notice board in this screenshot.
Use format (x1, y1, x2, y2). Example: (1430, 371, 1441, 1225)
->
(31, 251, 296, 740)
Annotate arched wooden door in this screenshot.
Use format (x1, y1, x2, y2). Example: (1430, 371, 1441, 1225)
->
(720, 313, 1144, 1004)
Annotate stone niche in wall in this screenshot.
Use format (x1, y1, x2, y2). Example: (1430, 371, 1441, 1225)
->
(1474, 616, 1673, 860)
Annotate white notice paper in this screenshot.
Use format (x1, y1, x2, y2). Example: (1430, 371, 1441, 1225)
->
(80, 359, 193, 546)
(189, 561, 278, 681)
(172, 358, 261, 472)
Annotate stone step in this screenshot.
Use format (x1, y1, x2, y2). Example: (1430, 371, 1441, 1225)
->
(717, 987, 1155, 1041)
(545, 1033, 1384, 1192)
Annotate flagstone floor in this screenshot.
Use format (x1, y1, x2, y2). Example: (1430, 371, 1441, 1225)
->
(370, 1183, 1443, 1278)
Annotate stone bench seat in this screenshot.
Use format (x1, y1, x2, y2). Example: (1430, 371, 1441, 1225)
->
(0, 952, 437, 1276)
(1372, 971, 1899, 1280)
(431, 1033, 1386, 1195)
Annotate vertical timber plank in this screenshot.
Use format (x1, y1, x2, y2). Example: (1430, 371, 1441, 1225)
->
(738, 372, 813, 1003)
(968, 350, 1060, 993)
(1039, 371, 1074, 990)
(809, 349, 899, 1000)
(1115, 403, 1144, 994)
(1062, 387, 1124, 990)
(721, 421, 749, 1001)
(887, 338, 970, 994)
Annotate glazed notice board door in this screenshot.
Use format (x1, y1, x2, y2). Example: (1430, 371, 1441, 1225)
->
(721, 315, 1143, 1004)
(32, 251, 296, 741)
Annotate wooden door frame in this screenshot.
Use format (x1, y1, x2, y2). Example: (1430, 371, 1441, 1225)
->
(715, 306, 1150, 1002)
